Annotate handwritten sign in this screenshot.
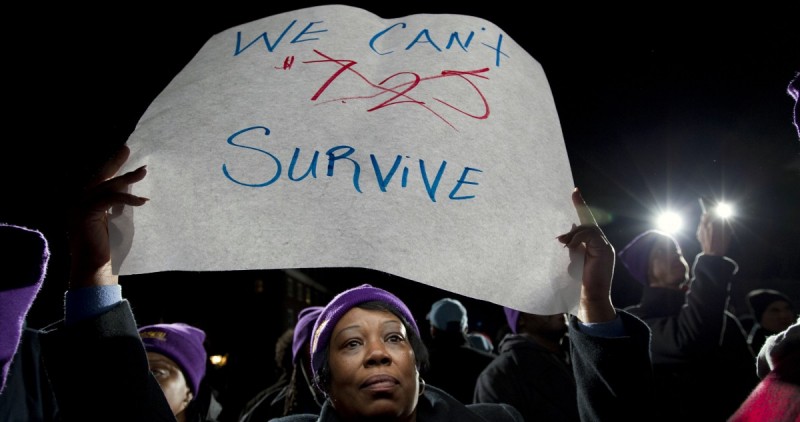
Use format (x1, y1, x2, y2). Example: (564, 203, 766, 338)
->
(111, 5, 581, 314)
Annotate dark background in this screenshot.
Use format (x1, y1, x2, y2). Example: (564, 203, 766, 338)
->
(3, 2, 799, 418)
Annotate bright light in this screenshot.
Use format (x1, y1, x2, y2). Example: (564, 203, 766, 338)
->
(715, 202, 734, 219)
(209, 354, 228, 367)
(656, 211, 683, 234)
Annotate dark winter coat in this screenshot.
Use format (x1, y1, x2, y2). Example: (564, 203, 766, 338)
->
(625, 254, 759, 422)
(474, 310, 654, 422)
(424, 331, 496, 404)
(271, 384, 524, 422)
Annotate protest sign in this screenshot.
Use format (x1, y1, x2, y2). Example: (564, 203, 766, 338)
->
(111, 4, 579, 314)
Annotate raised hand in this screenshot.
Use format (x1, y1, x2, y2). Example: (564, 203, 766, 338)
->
(68, 145, 148, 289)
(696, 212, 731, 257)
(557, 188, 616, 323)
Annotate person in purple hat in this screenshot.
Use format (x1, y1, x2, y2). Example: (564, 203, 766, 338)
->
(0, 223, 50, 394)
(268, 189, 655, 422)
(617, 216, 758, 421)
(239, 306, 324, 421)
(0, 223, 60, 421)
(474, 309, 573, 421)
(273, 283, 525, 421)
(138, 322, 210, 421)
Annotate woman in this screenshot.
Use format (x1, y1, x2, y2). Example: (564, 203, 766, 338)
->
(271, 190, 654, 422)
(272, 284, 522, 421)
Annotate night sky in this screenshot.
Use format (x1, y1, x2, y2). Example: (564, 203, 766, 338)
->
(3, 3, 799, 408)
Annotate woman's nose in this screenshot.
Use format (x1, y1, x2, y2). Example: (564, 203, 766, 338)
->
(364, 341, 392, 367)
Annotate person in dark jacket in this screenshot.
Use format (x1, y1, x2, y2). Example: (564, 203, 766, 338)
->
(729, 315, 800, 422)
(423, 297, 496, 404)
(0, 223, 60, 422)
(271, 189, 655, 422)
(238, 327, 296, 421)
(728, 72, 800, 422)
(745, 288, 797, 354)
(618, 219, 759, 421)
(0, 223, 50, 394)
(473, 310, 578, 421)
(238, 306, 324, 421)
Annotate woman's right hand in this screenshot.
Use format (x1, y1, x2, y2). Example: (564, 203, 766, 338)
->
(68, 145, 148, 289)
(557, 188, 616, 323)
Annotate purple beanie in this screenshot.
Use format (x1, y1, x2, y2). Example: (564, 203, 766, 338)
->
(504, 307, 521, 334)
(139, 323, 207, 397)
(617, 230, 681, 286)
(0, 224, 49, 394)
(310, 284, 419, 386)
(292, 306, 323, 363)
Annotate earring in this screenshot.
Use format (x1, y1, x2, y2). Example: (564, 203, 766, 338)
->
(418, 377, 426, 396)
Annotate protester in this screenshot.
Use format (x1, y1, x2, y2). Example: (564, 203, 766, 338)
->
(139, 322, 221, 422)
(239, 306, 324, 421)
(725, 70, 800, 422)
(474, 310, 577, 421)
(270, 189, 655, 421)
(618, 221, 759, 421)
(238, 327, 295, 421)
(39, 147, 174, 422)
(0, 224, 49, 393)
(728, 315, 800, 422)
(0, 223, 59, 420)
(422, 297, 496, 404)
(745, 288, 797, 353)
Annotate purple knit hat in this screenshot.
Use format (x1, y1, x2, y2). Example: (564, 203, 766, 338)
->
(0, 224, 49, 394)
(292, 306, 323, 363)
(139, 323, 207, 397)
(310, 284, 419, 385)
(617, 230, 681, 286)
(503, 307, 521, 334)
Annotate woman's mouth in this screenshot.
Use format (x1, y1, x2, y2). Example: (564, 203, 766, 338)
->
(361, 374, 399, 392)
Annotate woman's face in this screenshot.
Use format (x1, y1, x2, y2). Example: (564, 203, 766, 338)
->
(147, 352, 193, 417)
(327, 307, 419, 421)
(760, 300, 796, 333)
(648, 238, 689, 288)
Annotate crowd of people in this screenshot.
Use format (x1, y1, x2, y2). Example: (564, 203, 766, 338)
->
(0, 36, 798, 422)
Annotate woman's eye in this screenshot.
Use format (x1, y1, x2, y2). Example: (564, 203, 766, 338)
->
(345, 339, 361, 348)
(150, 368, 169, 378)
(386, 334, 404, 343)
